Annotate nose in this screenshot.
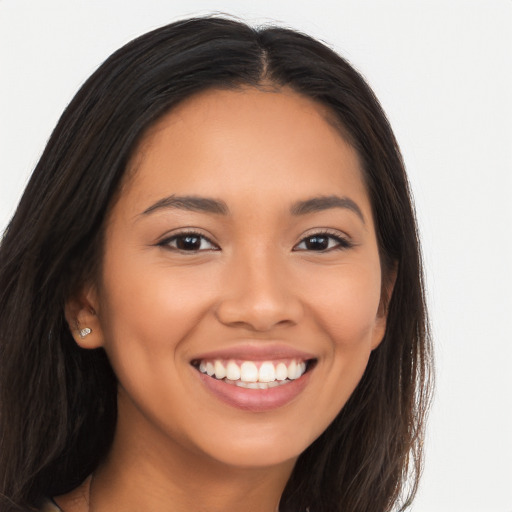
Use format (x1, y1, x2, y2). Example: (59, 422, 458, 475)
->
(214, 249, 304, 332)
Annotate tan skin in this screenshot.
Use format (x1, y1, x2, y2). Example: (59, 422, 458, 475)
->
(62, 87, 389, 512)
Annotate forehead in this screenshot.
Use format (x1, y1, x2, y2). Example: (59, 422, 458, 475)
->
(121, 87, 370, 217)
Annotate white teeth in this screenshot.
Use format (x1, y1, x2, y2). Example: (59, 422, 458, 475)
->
(275, 362, 288, 381)
(287, 360, 298, 380)
(214, 360, 226, 379)
(233, 379, 290, 389)
(226, 361, 241, 380)
(258, 361, 275, 382)
(205, 362, 215, 376)
(240, 361, 258, 382)
(197, 358, 310, 384)
(235, 381, 258, 389)
(290, 361, 306, 380)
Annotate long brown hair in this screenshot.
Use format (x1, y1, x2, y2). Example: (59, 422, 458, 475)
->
(0, 17, 433, 511)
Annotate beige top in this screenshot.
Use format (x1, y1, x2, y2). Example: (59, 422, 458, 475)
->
(40, 500, 62, 512)
(39, 476, 91, 512)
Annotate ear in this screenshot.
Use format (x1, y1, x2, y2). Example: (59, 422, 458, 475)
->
(371, 264, 398, 350)
(64, 284, 104, 349)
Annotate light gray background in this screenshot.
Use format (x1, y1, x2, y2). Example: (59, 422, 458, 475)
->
(1, 1, 511, 510)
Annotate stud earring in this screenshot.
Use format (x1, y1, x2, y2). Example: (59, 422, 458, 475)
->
(79, 327, 92, 338)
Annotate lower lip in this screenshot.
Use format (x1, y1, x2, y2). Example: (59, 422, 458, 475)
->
(195, 369, 312, 412)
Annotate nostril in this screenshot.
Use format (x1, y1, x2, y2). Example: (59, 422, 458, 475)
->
(213, 267, 304, 331)
(214, 297, 304, 333)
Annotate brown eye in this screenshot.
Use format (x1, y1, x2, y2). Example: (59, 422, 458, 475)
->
(160, 233, 219, 252)
(294, 233, 352, 252)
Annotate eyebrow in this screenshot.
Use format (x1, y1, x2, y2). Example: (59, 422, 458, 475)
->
(290, 195, 365, 223)
(140, 195, 229, 216)
(139, 193, 365, 223)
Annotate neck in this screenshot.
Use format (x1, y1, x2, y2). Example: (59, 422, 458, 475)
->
(91, 455, 289, 512)
(61, 392, 296, 512)
(91, 435, 292, 512)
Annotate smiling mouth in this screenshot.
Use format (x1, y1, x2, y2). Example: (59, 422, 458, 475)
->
(191, 358, 317, 389)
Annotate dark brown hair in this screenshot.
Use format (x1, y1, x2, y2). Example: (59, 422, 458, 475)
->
(0, 16, 433, 512)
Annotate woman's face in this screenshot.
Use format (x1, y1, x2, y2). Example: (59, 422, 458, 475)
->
(84, 87, 387, 469)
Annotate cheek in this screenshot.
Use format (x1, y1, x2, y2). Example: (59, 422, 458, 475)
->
(307, 261, 383, 348)
(308, 265, 382, 418)
(97, 250, 218, 358)
(95, 253, 216, 421)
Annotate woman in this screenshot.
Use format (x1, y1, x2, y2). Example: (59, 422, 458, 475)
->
(0, 16, 432, 512)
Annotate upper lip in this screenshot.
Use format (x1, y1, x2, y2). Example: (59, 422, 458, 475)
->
(190, 343, 316, 363)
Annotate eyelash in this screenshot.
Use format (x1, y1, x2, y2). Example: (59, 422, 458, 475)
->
(158, 230, 353, 253)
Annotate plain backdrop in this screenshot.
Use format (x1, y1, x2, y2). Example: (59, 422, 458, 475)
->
(1, 1, 511, 511)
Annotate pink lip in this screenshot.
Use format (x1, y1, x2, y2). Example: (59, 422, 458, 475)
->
(190, 343, 317, 412)
(195, 369, 313, 412)
(191, 343, 316, 363)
